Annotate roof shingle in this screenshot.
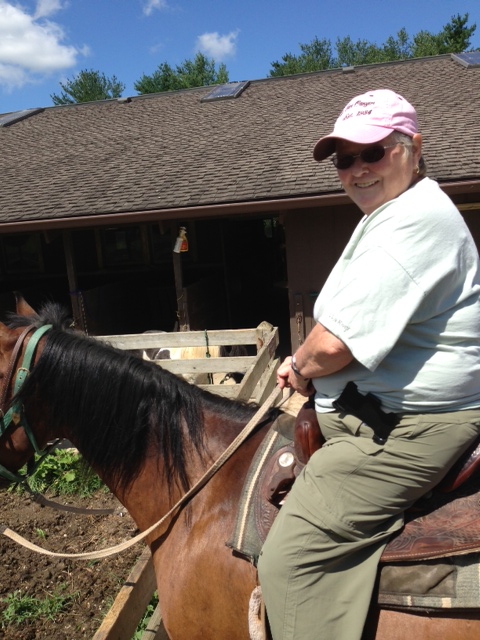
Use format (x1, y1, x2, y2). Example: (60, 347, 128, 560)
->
(1, 54, 479, 226)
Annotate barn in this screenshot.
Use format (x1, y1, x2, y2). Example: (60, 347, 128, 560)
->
(1, 52, 479, 352)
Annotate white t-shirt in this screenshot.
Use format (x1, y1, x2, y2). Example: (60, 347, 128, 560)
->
(313, 177, 480, 413)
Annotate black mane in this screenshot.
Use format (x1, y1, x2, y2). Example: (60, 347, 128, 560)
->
(10, 303, 261, 493)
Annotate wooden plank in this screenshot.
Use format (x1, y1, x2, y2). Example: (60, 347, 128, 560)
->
(140, 603, 169, 640)
(96, 328, 260, 351)
(153, 355, 254, 375)
(255, 321, 274, 343)
(92, 547, 156, 640)
(235, 327, 279, 402)
(196, 384, 238, 397)
(253, 356, 281, 405)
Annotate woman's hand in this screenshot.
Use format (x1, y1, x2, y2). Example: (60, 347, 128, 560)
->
(277, 356, 314, 397)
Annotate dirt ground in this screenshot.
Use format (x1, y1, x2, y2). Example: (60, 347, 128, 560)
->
(0, 489, 142, 640)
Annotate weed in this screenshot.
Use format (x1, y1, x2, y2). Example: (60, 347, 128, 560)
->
(13, 448, 106, 497)
(1, 586, 77, 627)
(132, 591, 159, 639)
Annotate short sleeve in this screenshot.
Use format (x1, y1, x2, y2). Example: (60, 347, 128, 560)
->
(317, 246, 425, 371)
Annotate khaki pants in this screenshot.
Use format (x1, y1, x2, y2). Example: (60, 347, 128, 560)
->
(257, 409, 480, 640)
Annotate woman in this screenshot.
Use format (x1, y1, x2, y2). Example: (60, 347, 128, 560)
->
(257, 89, 480, 640)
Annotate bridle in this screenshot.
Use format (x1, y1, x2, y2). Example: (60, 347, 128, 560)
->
(0, 324, 54, 484)
(0, 322, 116, 518)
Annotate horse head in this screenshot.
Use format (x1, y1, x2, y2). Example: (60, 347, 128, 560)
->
(0, 294, 56, 486)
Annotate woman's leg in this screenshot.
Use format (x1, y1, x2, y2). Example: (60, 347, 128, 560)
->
(257, 410, 480, 640)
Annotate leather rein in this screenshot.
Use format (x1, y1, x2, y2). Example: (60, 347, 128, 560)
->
(0, 323, 283, 559)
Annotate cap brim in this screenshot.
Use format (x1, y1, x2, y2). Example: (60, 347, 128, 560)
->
(313, 126, 395, 162)
(313, 136, 337, 162)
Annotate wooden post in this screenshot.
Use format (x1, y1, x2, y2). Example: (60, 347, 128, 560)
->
(171, 223, 189, 330)
(62, 231, 85, 332)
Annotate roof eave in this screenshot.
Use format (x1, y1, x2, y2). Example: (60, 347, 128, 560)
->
(0, 179, 479, 234)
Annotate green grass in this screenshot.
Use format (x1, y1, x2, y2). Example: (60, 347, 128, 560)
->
(132, 592, 159, 639)
(1, 586, 77, 627)
(13, 448, 106, 497)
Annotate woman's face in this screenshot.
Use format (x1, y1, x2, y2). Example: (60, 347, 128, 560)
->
(335, 133, 422, 216)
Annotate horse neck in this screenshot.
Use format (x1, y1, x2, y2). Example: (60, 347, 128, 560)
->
(118, 408, 272, 541)
(196, 406, 273, 502)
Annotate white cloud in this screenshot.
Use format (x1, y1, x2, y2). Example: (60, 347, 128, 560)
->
(34, 0, 64, 19)
(195, 30, 239, 61)
(0, 62, 29, 91)
(143, 0, 169, 17)
(0, 1, 81, 89)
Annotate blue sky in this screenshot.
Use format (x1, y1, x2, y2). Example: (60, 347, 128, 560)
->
(0, 0, 479, 114)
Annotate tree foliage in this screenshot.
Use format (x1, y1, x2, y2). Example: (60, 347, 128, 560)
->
(270, 13, 477, 77)
(134, 52, 229, 94)
(270, 37, 335, 76)
(51, 69, 125, 105)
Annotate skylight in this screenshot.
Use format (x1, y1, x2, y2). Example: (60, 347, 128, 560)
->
(201, 81, 250, 103)
(451, 52, 480, 68)
(0, 108, 44, 128)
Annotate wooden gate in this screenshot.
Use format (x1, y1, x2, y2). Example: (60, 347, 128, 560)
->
(97, 321, 280, 405)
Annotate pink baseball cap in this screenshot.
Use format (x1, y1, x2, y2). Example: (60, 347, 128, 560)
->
(313, 89, 418, 161)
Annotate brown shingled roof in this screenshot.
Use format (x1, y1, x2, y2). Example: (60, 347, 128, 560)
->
(1, 54, 479, 230)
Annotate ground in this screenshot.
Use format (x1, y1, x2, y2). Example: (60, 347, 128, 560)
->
(0, 489, 142, 639)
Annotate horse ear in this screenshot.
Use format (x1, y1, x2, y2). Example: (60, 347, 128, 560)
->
(14, 292, 36, 317)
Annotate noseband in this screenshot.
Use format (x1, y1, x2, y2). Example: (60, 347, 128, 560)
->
(0, 324, 53, 483)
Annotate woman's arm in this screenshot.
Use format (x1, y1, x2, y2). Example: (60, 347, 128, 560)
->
(277, 323, 353, 396)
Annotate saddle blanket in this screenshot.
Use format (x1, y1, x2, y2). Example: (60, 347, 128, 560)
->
(227, 413, 294, 564)
(378, 553, 480, 611)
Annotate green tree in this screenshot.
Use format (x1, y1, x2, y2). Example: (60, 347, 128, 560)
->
(51, 69, 125, 105)
(442, 13, 476, 52)
(410, 31, 446, 58)
(269, 13, 477, 76)
(335, 36, 386, 67)
(135, 62, 181, 93)
(135, 52, 229, 94)
(382, 29, 411, 61)
(411, 14, 476, 58)
(270, 37, 335, 77)
(335, 29, 411, 67)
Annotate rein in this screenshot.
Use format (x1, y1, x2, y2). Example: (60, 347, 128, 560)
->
(0, 385, 282, 560)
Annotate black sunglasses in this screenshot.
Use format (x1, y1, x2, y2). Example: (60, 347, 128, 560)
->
(331, 143, 402, 170)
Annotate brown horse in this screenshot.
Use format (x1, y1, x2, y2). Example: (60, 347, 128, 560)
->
(0, 297, 479, 640)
